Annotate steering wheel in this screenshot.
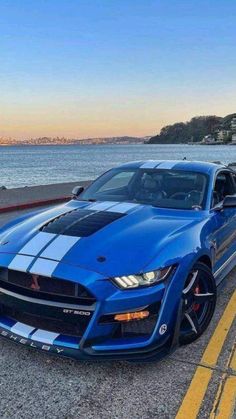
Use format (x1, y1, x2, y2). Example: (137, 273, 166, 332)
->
(186, 190, 201, 201)
(170, 192, 188, 200)
(135, 190, 166, 202)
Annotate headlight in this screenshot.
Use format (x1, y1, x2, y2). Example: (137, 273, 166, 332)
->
(112, 266, 173, 289)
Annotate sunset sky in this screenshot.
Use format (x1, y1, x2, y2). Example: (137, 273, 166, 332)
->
(0, 0, 236, 140)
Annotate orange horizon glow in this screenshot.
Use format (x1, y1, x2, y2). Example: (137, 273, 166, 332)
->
(1, 101, 236, 140)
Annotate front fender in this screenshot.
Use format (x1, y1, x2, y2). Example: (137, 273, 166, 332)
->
(144, 223, 213, 279)
(0, 208, 46, 237)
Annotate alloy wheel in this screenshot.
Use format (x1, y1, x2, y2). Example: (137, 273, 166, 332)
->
(179, 262, 217, 345)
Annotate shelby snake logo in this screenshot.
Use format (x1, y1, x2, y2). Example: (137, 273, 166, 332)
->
(0, 328, 64, 354)
(30, 274, 41, 291)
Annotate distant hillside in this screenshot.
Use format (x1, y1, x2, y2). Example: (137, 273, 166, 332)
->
(148, 113, 236, 144)
(0, 136, 150, 146)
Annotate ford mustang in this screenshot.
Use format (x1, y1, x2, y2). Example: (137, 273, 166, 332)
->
(0, 160, 236, 361)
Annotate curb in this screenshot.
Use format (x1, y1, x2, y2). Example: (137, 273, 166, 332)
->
(0, 196, 70, 214)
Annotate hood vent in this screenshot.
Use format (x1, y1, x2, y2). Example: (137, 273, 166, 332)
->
(41, 209, 125, 237)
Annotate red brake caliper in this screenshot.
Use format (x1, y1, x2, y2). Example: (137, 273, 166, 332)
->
(193, 285, 200, 311)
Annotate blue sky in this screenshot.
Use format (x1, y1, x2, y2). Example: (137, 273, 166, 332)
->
(0, 0, 236, 139)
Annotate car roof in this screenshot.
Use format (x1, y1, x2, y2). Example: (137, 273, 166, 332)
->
(117, 160, 227, 174)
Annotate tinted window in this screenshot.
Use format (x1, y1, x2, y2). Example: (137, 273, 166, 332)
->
(231, 173, 236, 190)
(81, 168, 208, 210)
(212, 171, 236, 207)
(99, 171, 135, 192)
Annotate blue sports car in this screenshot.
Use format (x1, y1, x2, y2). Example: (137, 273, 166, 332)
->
(0, 160, 236, 361)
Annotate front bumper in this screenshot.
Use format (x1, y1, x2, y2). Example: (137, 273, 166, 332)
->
(0, 261, 184, 362)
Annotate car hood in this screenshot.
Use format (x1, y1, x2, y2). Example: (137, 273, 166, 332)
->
(0, 201, 203, 277)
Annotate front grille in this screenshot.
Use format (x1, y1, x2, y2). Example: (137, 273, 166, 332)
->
(41, 208, 125, 237)
(2, 305, 89, 337)
(0, 269, 96, 306)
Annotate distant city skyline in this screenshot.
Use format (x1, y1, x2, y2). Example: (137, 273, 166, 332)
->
(0, 0, 236, 140)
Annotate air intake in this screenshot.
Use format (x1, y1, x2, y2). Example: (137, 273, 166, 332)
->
(41, 209, 125, 237)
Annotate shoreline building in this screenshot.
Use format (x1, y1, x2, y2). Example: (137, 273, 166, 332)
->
(216, 129, 230, 142)
(231, 117, 236, 144)
(201, 134, 223, 145)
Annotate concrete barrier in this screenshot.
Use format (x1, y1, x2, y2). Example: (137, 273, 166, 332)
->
(0, 180, 91, 214)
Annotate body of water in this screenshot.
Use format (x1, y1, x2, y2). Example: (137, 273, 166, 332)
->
(1, 144, 236, 189)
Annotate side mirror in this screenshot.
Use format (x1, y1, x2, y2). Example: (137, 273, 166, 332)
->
(72, 186, 84, 199)
(222, 195, 236, 208)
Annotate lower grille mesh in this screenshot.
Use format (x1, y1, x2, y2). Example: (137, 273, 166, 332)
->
(3, 306, 89, 337)
(121, 316, 158, 337)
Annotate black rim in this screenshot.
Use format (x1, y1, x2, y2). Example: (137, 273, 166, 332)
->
(180, 269, 216, 339)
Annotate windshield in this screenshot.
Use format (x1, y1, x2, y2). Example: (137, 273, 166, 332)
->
(80, 168, 208, 210)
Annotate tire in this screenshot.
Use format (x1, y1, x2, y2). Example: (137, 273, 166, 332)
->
(179, 262, 217, 345)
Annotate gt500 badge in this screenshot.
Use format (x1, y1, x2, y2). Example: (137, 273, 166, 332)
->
(159, 324, 167, 335)
(63, 309, 91, 316)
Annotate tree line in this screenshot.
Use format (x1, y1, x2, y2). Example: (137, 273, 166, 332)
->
(148, 113, 236, 144)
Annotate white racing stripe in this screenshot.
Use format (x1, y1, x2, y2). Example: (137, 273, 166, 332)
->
(30, 329, 59, 344)
(158, 161, 179, 169)
(141, 161, 160, 168)
(88, 201, 118, 211)
(107, 202, 140, 213)
(40, 235, 79, 260)
(29, 258, 58, 277)
(11, 322, 35, 338)
(19, 232, 56, 256)
(8, 255, 35, 272)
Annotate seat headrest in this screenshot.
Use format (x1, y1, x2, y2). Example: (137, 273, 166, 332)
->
(194, 174, 204, 190)
(143, 177, 158, 190)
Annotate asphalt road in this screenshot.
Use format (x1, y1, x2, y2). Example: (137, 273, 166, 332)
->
(0, 209, 235, 419)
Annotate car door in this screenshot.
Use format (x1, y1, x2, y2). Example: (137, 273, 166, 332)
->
(211, 170, 236, 275)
